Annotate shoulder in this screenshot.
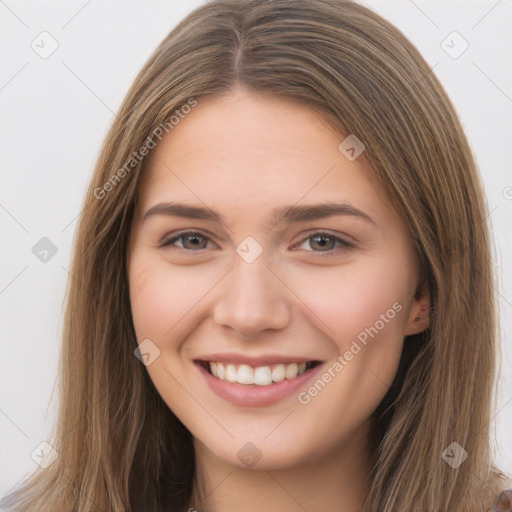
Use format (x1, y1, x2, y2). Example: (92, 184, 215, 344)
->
(482, 468, 512, 512)
(487, 471, 512, 512)
(488, 487, 512, 512)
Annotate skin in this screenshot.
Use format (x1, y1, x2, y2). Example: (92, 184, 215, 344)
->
(127, 86, 430, 512)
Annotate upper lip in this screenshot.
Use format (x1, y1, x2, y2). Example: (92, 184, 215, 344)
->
(194, 353, 321, 366)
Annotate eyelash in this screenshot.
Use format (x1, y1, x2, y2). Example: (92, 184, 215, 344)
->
(158, 230, 354, 256)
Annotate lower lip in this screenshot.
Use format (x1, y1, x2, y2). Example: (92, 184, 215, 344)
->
(195, 362, 324, 407)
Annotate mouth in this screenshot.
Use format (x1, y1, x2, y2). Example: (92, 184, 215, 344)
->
(196, 360, 322, 386)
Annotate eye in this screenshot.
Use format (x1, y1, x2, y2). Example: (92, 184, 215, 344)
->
(293, 231, 353, 255)
(158, 231, 216, 251)
(158, 230, 353, 255)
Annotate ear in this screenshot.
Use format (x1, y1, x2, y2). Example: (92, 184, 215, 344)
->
(403, 278, 430, 336)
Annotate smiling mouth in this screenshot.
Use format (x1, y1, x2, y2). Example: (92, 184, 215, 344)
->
(196, 360, 321, 386)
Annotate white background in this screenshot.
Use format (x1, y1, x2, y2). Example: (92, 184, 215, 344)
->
(1, 0, 511, 497)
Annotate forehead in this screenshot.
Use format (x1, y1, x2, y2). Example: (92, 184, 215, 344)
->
(148, 91, 354, 167)
(136, 90, 391, 226)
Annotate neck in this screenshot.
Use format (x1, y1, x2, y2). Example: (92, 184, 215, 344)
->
(189, 422, 372, 512)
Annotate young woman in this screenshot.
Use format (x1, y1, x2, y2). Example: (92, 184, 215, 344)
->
(2, 0, 511, 511)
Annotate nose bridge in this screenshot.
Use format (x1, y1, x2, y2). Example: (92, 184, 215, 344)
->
(213, 245, 291, 337)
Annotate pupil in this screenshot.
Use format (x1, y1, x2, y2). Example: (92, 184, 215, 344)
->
(185, 235, 205, 249)
(312, 235, 332, 251)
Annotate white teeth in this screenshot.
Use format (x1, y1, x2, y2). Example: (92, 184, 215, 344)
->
(285, 363, 298, 379)
(207, 361, 313, 386)
(226, 364, 237, 382)
(254, 366, 272, 386)
(271, 364, 286, 382)
(237, 364, 254, 385)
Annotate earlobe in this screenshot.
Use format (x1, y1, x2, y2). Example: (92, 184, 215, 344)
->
(403, 279, 431, 336)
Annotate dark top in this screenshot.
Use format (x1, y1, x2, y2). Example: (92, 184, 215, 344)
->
(490, 487, 512, 511)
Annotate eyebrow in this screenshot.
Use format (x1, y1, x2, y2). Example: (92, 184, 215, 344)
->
(142, 200, 377, 230)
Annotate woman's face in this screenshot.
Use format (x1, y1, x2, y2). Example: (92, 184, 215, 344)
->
(128, 87, 429, 471)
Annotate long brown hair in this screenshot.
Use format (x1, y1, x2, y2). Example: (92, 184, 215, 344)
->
(2, 0, 510, 510)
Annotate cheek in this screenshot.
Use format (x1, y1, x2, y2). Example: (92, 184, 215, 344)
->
(289, 262, 407, 434)
(289, 257, 409, 351)
(128, 251, 225, 348)
(128, 254, 193, 340)
(128, 254, 204, 406)
(285, 256, 409, 415)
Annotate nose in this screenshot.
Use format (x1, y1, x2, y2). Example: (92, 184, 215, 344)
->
(212, 249, 292, 338)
